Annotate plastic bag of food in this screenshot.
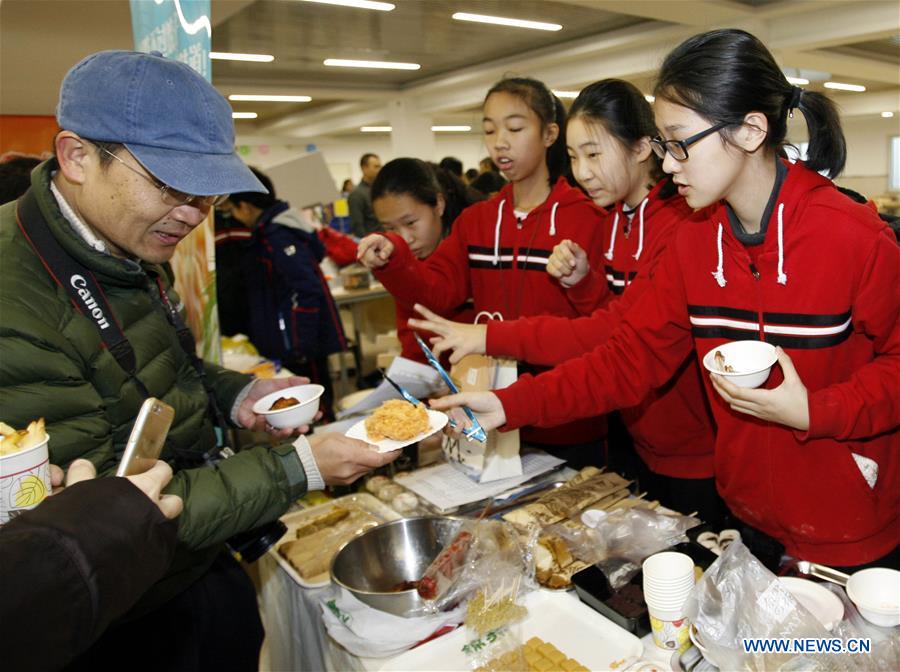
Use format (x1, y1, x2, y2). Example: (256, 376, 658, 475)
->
(685, 540, 890, 671)
(416, 519, 534, 617)
(545, 508, 700, 589)
(460, 537, 530, 670)
(417, 521, 478, 602)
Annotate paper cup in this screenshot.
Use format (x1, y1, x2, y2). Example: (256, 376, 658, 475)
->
(643, 551, 695, 581)
(0, 435, 51, 524)
(648, 606, 691, 653)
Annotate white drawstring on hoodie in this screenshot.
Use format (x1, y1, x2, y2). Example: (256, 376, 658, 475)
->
(604, 196, 649, 263)
(492, 197, 560, 265)
(710, 202, 788, 288)
(492, 198, 506, 265)
(633, 197, 649, 260)
(604, 212, 620, 261)
(712, 223, 727, 287)
(776, 202, 788, 285)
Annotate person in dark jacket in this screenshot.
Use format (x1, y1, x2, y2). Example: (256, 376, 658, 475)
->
(348, 152, 381, 236)
(0, 460, 181, 672)
(0, 50, 398, 671)
(222, 167, 347, 419)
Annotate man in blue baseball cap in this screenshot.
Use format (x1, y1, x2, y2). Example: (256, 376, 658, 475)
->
(0, 50, 398, 670)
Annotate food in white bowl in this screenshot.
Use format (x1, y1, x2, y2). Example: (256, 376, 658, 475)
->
(702, 340, 777, 388)
(251, 384, 324, 429)
(846, 567, 900, 627)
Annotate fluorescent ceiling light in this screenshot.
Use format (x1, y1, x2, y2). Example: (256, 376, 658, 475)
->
(431, 125, 472, 132)
(552, 90, 579, 99)
(300, 0, 394, 9)
(644, 94, 655, 103)
(360, 126, 392, 132)
(882, 111, 895, 118)
(229, 94, 312, 102)
(210, 52, 274, 62)
(824, 81, 866, 92)
(325, 58, 419, 70)
(232, 112, 258, 119)
(452, 12, 562, 31)
(786, 76, 809, 85)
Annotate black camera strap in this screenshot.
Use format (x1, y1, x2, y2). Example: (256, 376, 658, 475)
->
(16, 188, 230, 463)
(16, 189, 147, 388)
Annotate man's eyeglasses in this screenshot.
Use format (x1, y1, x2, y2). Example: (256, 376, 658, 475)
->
(90, 142, 228, 208)
(650, 121, 735, 162)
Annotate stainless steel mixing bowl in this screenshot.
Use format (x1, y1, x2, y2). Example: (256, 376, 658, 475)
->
(330, 516, 464, 617)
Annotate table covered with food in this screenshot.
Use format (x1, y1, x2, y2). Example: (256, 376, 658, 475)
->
(256, 450, 899, 672)
(254, 348, 898, 672)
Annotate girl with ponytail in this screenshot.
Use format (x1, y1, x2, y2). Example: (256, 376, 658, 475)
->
(433, 30, 899, 568)
(410, 80, 721, 521)
(369, 158, 481, 364)
(358, 76, 609, 465)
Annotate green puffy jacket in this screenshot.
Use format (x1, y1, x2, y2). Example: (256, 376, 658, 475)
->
(0, 161, 308, 557)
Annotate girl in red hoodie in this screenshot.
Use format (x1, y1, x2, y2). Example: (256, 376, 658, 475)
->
(369, 158, 480, 364)
(358, 77, 608, 467)
(434, 30, 899, 568)
(411, 80, 719, 521)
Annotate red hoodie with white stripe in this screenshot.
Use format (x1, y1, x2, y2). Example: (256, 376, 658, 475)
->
(373, 177, 608, 446)
(495, 161, 899, 565)
(488, 179, 716, 478)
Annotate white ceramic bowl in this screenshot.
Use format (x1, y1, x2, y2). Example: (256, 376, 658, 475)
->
(846, 567, 900, 627)
(702, 340, 777, 388)
(251, 384, 324, 429)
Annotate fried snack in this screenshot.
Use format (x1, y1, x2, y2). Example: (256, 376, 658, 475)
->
(475, 637, 589, 672)
(293, 506, 350, 539)
(502, 467, 663, 590)
(0, 418, 47, 457)
(270, 396, 300, 411)
(714, 350, 736, 373)
(364, 400, 429, 442)
(503, 469, 632, 528)
(278, 508, 380, 581)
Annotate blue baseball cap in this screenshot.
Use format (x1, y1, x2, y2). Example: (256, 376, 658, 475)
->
(57, 50, 265, 196)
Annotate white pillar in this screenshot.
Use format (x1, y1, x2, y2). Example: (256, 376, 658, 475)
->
(387, 97, 436, 160)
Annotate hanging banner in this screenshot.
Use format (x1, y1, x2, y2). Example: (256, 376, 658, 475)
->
(130, 0, 221, 362)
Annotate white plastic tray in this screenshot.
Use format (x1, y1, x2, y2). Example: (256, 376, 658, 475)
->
(272, 492, 400, 588)
(376, 590, 644, 671)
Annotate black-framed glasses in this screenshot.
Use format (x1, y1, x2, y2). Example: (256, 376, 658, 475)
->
(90, 142, 228, 208)
(650, 121, 735, 162)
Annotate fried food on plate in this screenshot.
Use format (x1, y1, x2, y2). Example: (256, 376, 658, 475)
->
(365, 400, 429, 442)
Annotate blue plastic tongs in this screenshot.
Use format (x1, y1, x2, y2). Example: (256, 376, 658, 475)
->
(414, 333, 487, 443)
(380, 369, 422, 407)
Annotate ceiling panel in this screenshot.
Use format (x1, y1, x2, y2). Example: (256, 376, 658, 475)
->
(212, 0, 644, 87)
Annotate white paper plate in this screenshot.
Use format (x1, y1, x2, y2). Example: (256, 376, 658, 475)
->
(779, 577, 844, 631)
(345, 409, 448, 453)
(377, 590, 643, 671)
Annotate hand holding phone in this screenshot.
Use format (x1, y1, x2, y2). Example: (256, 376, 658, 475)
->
(116, 398, 174, 477)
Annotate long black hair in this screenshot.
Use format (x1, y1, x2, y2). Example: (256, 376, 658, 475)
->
(227, 166, 277, 209)
(484, 77, 568, 184)
(570, 79, 663, 182)
(655, 29, 846, 178)
(371, 158, 481, 235)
